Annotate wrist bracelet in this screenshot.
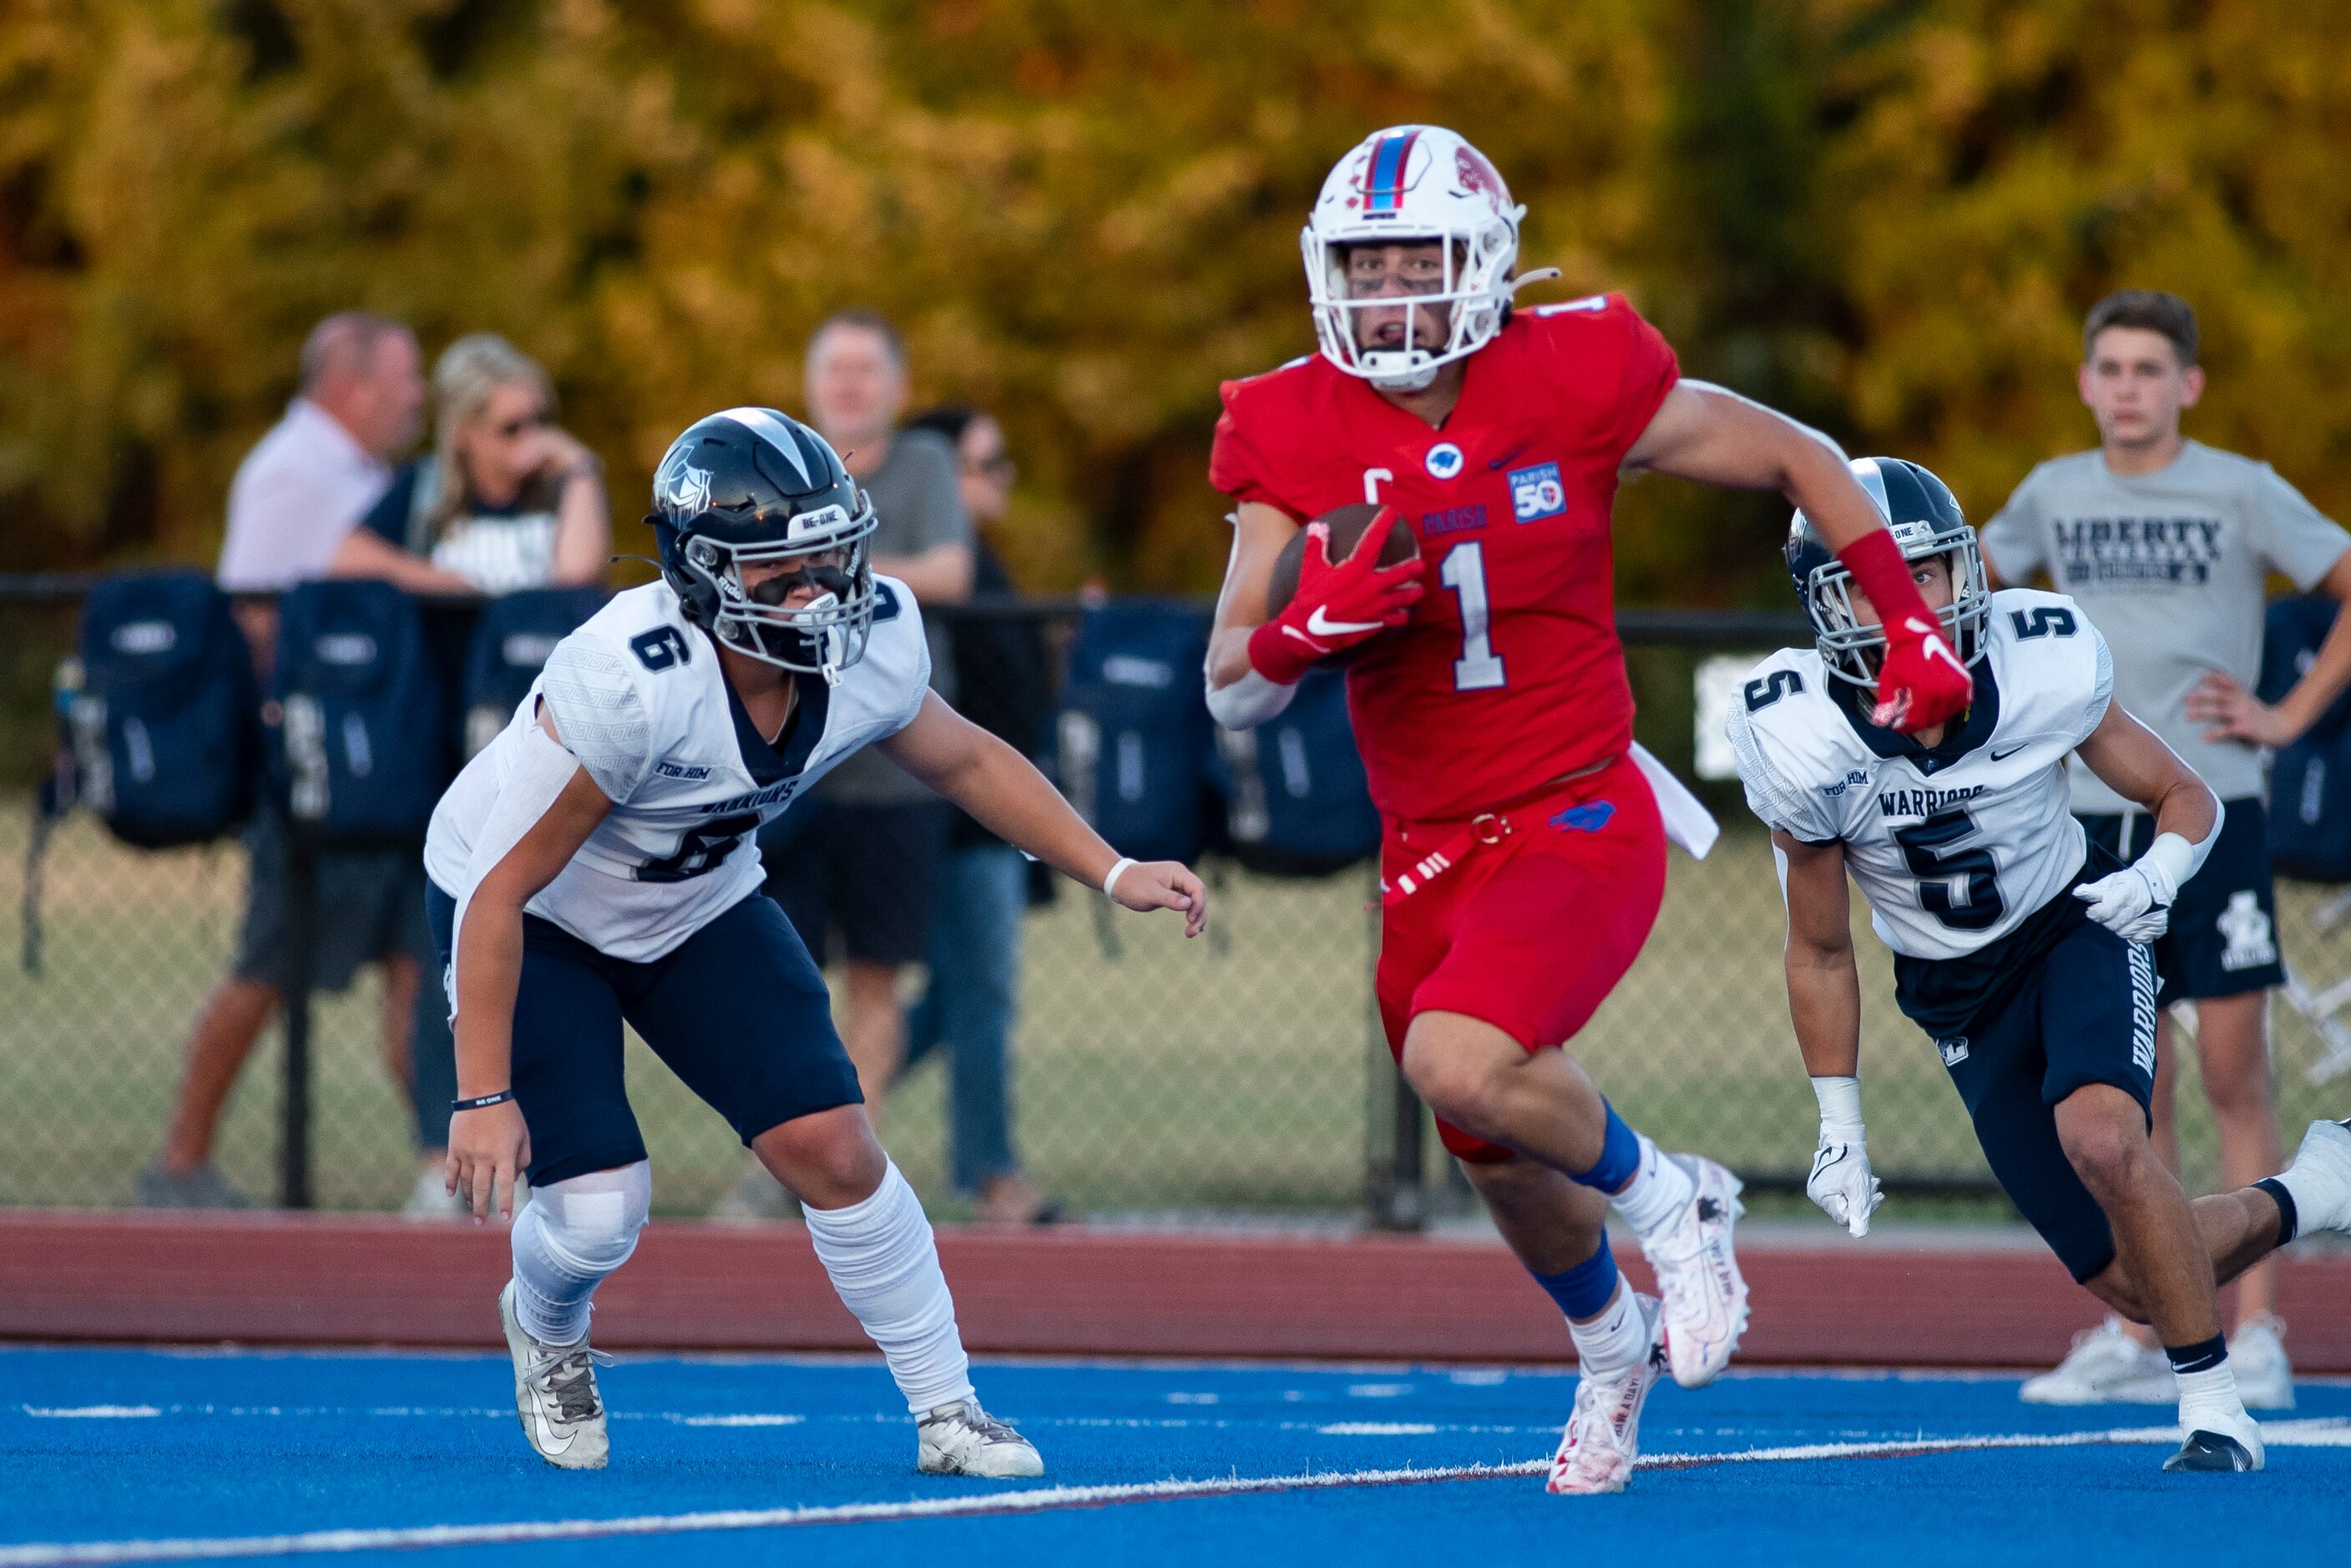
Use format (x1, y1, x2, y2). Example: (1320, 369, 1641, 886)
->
(453, 1090, 516, 1113)
(1102, 857, 1137, 899)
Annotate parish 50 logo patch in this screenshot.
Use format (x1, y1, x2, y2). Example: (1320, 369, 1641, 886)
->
(1508, 462, 1565, 522)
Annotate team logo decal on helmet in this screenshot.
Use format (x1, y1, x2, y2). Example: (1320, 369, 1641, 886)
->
(1786, 457, 1990, 690)
(1303, 124, 1544, 391)
(655, 447, 713, 518)
(647, 407, 880, 685)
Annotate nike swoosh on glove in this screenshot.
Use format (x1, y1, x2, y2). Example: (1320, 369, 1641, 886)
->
(1873, 615, 1974, 734)
(1246, 512, 1424, 685)
(2073, 862, 2174, 942)
(1807, 1136, 1883, 1238)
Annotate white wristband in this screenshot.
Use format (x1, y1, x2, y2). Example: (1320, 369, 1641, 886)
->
(1102, 857, 1137, 899)
(1810, 1074, 1864, 1141)
(2136, 819, 2213, 907)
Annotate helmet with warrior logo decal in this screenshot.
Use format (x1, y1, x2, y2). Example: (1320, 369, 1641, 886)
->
(649, 407, 880, 684)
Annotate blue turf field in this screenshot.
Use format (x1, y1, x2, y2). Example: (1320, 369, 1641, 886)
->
(3, 1345, 2344, 1565)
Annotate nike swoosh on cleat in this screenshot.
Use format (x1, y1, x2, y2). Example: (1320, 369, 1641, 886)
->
(533, 1409, 575, 1454)
(1306, 606, 1383, 639)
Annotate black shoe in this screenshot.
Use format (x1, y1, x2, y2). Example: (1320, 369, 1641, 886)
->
(2162, 1430, 2258, 1473)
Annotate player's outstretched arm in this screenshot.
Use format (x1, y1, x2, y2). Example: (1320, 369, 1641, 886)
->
(2071, 700, 2222, 942)
(1625, 382, 1972, 734)
(879, 693, 1207, 936)
(446, 708, 614, 1223)
(1775, 829, 1884, 1237)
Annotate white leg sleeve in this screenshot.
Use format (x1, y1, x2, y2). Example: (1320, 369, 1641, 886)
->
(802, 1161, 973, 1414)
(509, 1161, 651, 1347)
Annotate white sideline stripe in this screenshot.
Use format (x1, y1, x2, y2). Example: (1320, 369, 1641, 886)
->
(3, 1420, 2344, 1566)
(18, 1408, 159, 1419)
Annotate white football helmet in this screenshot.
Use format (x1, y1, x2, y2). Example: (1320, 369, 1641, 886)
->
(1302, 125, 1528, 390)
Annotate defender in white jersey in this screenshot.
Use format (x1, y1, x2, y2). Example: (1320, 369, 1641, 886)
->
(1729, 457, 2351, 1475)
(426, 408, 1206, 1478)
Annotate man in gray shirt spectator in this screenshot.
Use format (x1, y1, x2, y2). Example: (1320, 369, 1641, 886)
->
(140, 311, 473, 1209)
(1982, 290, 2351, 1408)
(716, 309, 974, 1219)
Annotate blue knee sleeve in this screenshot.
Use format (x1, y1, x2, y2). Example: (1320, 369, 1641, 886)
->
(1533, 1244, 1620, 1319)
(1569, 1100, 1642, 1192)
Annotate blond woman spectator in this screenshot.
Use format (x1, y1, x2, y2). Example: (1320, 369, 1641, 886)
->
(361, 333, 609, 593)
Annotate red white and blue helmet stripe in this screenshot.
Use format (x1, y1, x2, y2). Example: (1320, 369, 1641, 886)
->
(1359, 128, 1421, 215)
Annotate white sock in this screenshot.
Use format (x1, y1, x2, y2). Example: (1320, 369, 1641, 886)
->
(1567, 1282, 1649, 1378)
(509, 1161, 651, 1347)
(803, 1160, 974, 1414)
(2175, 1360, 2247, 1433)
(1610, 1136, 1696, 1239)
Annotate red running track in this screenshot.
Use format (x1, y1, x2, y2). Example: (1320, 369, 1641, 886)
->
(2, 1211, 2345, 1371)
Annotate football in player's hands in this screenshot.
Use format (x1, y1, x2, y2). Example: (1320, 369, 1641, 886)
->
(1264, 503, 1421, 666)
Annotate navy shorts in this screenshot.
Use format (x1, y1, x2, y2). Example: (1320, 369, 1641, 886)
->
(426, 883, 862, 1188)
(1913, 912, 2159, 1282)
(2079, 797, 2283, 1004)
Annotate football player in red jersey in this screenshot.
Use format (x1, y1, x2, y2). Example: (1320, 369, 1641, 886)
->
(1206, 125, 1974, 1495)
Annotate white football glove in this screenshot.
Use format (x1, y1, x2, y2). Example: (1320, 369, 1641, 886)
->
(1808, 1135, 1883, 1237)
(1806, 1075, 1882, 1237)
(2072, 861, 2175, 943)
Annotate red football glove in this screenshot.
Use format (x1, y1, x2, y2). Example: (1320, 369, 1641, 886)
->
(1246, 512, 1424, 685)
(1838, 529, 1974, 733)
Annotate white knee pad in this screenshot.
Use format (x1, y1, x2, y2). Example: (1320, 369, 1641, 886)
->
(509, 1161, 652, 1346)
(523, 1161, 651, 1283)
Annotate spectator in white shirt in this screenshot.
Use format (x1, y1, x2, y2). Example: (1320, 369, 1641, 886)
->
(139, 311, 471, 1211)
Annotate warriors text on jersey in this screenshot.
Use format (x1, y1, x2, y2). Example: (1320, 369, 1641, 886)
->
(1727, 589, 2116, 966)
(424, 578, 930, 962)
(1211, 296, 1680, 822)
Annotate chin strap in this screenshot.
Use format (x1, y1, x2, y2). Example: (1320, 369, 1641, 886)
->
(1507, 266, 1564, 296)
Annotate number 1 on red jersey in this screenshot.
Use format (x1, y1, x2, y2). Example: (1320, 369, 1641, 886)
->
(1440, 542, 1507, 691)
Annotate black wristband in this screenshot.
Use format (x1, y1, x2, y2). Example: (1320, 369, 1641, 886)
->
(452, 1090, 516, 1113)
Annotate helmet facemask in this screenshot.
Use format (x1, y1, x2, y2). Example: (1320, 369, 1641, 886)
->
(668, 491, 880, 685)
(1802, 521, 1991, 690)
(1306, 225, 1515, 390)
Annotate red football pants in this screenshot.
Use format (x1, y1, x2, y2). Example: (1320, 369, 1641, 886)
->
(1375, 754, 1667, 1163)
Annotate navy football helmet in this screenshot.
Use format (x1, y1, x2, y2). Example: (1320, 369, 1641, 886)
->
(649, 407, 878, 683)
(1787, 456, 1989, 687)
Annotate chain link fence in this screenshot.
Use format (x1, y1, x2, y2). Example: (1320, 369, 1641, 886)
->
(4, 585, 2345, 1219)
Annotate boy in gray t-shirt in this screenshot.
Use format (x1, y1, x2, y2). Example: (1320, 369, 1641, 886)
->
(1983, 291, 2351, 1409)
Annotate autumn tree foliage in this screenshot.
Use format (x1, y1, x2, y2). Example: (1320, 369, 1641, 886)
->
(2, 0, 2344, 600)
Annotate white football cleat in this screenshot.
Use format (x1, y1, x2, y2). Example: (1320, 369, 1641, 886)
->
(1643, 1156, 1748, 1388)
(1548, 1294, 1667, 1496)
(2227, 1315, 2295, 1411)
(918, 1398, 1044, 1479)
(2280, 1118, 2351, 1237)
(2020, 1318, 2174, 1406)
(498, 1281, 612, 1470)
(2164, 1401, 2265, 1473)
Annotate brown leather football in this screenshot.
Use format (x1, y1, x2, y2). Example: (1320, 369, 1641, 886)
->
(1263, 504, 1421, 662)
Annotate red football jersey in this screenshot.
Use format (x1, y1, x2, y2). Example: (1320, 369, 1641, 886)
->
(1211, 295, 1680, 821)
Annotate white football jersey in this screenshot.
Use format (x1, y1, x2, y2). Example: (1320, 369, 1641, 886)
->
(1727, 589, 2115, 962)
(425, 578, 930, 961)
